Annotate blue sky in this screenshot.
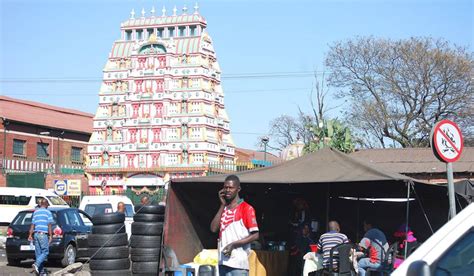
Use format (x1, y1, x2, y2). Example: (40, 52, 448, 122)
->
(1, 0, 472, 151)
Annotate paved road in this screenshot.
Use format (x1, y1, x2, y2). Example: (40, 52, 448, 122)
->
(0, 249, 90, 275)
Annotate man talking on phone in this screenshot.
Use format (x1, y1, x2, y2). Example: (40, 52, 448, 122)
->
(210, 175, 259, 276)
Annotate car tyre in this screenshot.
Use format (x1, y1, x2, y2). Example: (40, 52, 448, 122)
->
(131, 222, 164, 236)
(92, 213, 125, 225)
(92, 223, 126, 234)
(7, 258, 21, 266)
(133, 213, 164, 223)
(132, 261, 159, 274)
(89, 245, 129, 260)
(61, 243, 76, 267)
(130, 247, 160, 262)
(88, 233, 128, 247)
(90, 258, 131, 270)
(134, 205, 165, 214)
(91, 270, 131, 276)
(129, 235, 162, 248)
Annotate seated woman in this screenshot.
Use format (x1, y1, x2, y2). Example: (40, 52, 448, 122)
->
(393, 224, 418, 268)
(289, 223, 314, 276)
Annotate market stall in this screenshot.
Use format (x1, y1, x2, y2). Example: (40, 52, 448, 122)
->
(164, 148, 448, 274)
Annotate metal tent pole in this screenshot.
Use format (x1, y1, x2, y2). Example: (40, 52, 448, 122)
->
(404, 181, 411, 259)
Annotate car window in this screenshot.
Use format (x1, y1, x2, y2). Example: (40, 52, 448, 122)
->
(0, 195, 31, 205)
(79, 212, 92, 226)
(47, 196, 68, 206)
(434, 229, 474, 276)
(35, 196, 46, 205)
(12, 211, 57, 225)
(125, 204, 134, 217)
(64, 211, 84, 227)
(84, 203, 113, 217)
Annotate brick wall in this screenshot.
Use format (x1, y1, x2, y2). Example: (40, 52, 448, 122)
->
(1, 121, 90, 166)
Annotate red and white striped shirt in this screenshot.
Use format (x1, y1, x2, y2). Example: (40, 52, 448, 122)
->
(219, 200, 259, 269)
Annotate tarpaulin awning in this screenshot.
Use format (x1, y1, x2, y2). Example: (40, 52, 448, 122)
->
(164, 148, 447, 265)
(174, 147, 413, 184)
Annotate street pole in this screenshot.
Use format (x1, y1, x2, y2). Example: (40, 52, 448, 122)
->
(446, 162, 456, 219)
(264, 142, 267, 163)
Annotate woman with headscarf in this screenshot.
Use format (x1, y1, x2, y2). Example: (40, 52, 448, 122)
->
(393, 224, 418, 268)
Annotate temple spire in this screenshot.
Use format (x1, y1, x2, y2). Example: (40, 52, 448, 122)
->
(150, 6, 155, 17)
(194, 2, 199, 14)
(162, 6, 166, 17)
(130, 9, 135, 19)
(173, 5, 177, 16)
(182, 5, 188, 15)
(141, 8, 146, 18)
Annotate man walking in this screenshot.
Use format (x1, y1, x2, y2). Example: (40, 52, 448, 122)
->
(28, 199, 53, 275)
(210, 175, 259, 276)
(317, 221, 349, 269)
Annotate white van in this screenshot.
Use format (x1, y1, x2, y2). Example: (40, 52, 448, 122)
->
(0, 187, 69, 226)
(79, 195, 134, 238)
(392, 203, 473, 276)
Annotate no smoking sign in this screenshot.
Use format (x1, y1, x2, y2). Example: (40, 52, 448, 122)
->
(431, 120, 464, 163)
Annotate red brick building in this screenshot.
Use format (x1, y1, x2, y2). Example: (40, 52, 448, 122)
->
(0, 96, 93, 190)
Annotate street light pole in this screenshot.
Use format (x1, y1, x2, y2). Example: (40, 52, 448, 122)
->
(261, 136, 269, 163)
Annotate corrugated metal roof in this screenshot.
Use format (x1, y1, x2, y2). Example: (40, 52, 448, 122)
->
(0, 96, 93, 134)
(350, 147, 474, 174)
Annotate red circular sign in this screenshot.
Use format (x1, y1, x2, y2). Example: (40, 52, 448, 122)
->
(431, 120, 464, 163)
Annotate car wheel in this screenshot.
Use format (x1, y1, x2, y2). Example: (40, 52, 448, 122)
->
(61, 243, 76, 267)
(7, 258, 21, 266)
(90, 258, 130, 270)
(88, 233, 128, 247)
(131, 222, 164, 236)
(132, 261, 159, 274)
(92, 213, 125, 225)
(92, 223, 126, 234)
(133, 213, 164, 222)
(134, 205, 165, 214)
(129, 235, 162, 248)
(89, 246, 129, 260)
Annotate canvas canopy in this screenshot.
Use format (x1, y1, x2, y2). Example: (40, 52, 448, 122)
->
(174, 147, 413, 184)
(164, 148, 448, 264)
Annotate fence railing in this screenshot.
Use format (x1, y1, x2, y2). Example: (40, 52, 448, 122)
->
(1, 157, 84, 174)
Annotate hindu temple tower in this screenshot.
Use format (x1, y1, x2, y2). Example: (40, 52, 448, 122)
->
(86, 5, 235, 193)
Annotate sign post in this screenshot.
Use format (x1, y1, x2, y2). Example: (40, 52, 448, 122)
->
(430, 119, 464, 220)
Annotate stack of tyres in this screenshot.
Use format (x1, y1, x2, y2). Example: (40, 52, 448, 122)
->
(130, 205, 165, 276)
(88, 213, 131, 276)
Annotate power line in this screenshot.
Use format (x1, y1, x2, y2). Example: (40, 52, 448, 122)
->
(0, 70, 327, 83)
(3, 87, 311, 97)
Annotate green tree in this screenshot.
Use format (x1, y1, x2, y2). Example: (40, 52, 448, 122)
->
(304, 119, 355, 153)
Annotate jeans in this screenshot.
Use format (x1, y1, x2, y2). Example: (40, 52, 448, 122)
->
(358, 258, 381, 276)
(219, 265, 249, 276)
(34, 233, 49, 273)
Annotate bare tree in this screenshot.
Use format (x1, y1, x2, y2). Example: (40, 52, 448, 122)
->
(326, 37, 473, 148)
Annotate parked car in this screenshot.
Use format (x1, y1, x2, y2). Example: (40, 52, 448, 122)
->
(5, 207, 92, 267)
(79, 195, 134, 238)
(0, 187, 69, 226)
(392, 203, 474, 276)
